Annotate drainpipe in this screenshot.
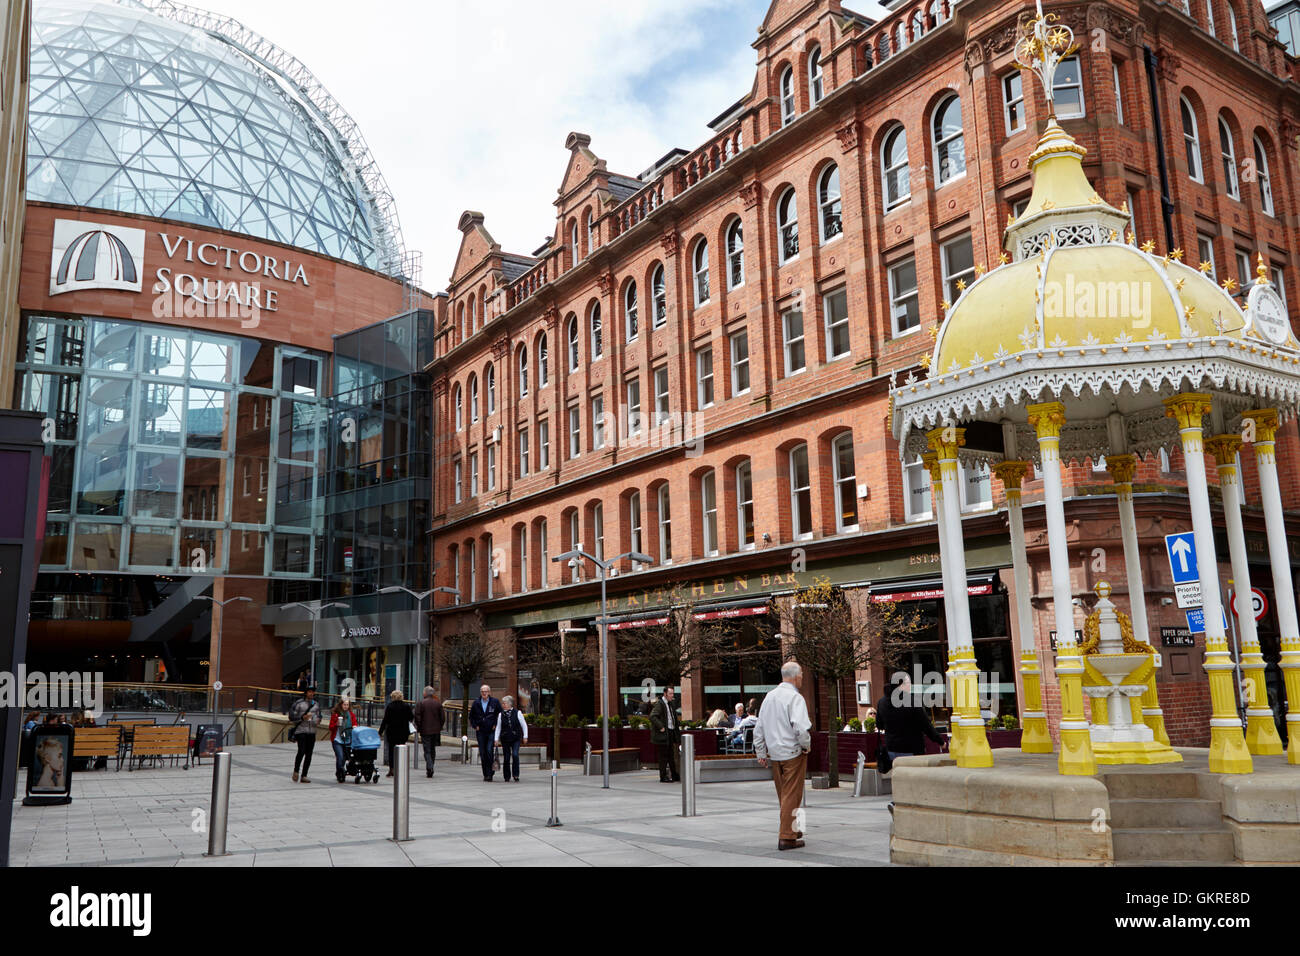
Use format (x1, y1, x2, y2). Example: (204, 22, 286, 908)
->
(1143, 46, 1177, 251)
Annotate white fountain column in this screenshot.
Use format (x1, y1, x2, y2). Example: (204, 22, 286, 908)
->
(1241, 409, 1300, 764)
(1164, 394, 1251, 774)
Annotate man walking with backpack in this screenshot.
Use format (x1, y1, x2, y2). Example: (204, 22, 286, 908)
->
(413, 686, 444, 778)
(289, 685, 321, 783)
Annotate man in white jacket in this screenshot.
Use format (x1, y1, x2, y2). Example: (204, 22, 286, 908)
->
(753, 661, 812, 850)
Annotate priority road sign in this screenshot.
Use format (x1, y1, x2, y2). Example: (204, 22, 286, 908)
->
(1165, 532, 1198, 584)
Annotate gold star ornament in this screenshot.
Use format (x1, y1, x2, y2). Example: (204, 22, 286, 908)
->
(1199, 261, 1213, 274)
(1141, 239, 1156, 253)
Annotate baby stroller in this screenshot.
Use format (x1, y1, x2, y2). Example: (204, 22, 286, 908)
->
(344, 725, 382, 784)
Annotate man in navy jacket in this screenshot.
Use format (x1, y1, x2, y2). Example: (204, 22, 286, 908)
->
(469, 684, 502, 781)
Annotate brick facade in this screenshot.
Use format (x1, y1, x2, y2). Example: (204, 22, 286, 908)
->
(427, 0, 1300, 746)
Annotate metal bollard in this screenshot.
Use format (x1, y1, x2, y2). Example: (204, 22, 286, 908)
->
(546, 760, 562, 827)
(680, 734, 696, 817)
(852, 751, 866, 798)
(461, 735, 470, 765)
(583, 741, 592, 776)
(391, 744, 411, 842)
(205, 750, 231, 857)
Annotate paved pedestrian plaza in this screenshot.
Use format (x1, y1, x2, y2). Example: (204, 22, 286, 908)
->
(10, 744, 894, 867)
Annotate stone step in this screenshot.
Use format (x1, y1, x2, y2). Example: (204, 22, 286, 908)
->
(1108, 797, 1224, 830)
(1112, 826, 1235, 862)
(1100, 771, 1201, 800)
(1114, 860, 1240, 867)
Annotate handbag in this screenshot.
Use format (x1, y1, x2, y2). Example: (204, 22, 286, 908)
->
(875, 731, 893, 775)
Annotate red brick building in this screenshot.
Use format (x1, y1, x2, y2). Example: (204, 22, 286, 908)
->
(426, 0, 1300, 746)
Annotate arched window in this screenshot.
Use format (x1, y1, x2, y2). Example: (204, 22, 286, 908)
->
(1181, 97, 1203, 182)
(933, 94, 966, 185)
(882, 124, 910, 208)
(627, 491, 643, 569)
(1255, 136, 1274, 216)
(789, 443, 812, 539)
(469, 294, 477, 334)
(566, 315, 579, 372)
(693, 239, 710, 305)
(895, 21, 908, 52)
(1219, 116, 1239, 199)
(700, 470, 719, 556)
(1205, 0, 1216, 37)
(656, 484, 672, 563)
(808, 44, 824, 105)
(777, 187, 799, 264)
(587, 211, 597, 253)
(537, 519, 549, 588)
(652, 264, 667, 328)
(1228, 4, 1240, 50)
(832, 432, 858, 532)
(517, 346, 528, 397)
(458, 302, 465, 341)
(486, 364, 496, 414)
(454, 384, 464, 431)
(780, 66, 796, 126)
(726, 219, 744, 289)
(570, 221, 580, 263)
(736, 460, 755, 549)
(930, 0, 948, 26)
(589, 301, 603, 359)
(469, 373, 479, 422)
(537, 333, 549, 387)
(625, 281, 639, 340)
(819, 164, 842, 242)
(911, 10, 925, 41)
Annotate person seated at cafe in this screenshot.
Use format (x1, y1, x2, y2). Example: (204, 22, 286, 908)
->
(706, 709, 729, 729)
(727, 710, 758, 749)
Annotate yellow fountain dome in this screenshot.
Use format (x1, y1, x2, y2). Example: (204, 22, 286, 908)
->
(932, 120, 1248, 375)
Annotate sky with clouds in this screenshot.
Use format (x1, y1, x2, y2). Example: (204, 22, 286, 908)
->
(181, 0, 836, 287)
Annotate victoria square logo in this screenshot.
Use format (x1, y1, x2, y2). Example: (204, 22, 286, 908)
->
(48, 219, 145, 296)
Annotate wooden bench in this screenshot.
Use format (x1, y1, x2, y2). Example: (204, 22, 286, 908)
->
(73, 727, 122, 771)
(584, 746, 641, 775)
(128, 725, 190, 770)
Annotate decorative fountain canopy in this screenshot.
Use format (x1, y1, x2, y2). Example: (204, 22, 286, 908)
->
(890, 7, 1299, 469)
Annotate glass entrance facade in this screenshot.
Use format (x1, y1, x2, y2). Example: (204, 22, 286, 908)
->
(15, 313, 329, 576)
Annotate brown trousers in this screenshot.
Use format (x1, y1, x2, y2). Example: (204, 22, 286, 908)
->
(770, 752, 807, 840)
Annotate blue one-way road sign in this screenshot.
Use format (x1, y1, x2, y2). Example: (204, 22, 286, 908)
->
(1164, 532, 1198, 584)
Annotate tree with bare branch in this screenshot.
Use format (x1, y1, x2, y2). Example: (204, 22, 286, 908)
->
(614, 588, 724, 698)
(782, 581, 923, 787)
(435, 618, 504, 739)
(516, 630, 594, 767)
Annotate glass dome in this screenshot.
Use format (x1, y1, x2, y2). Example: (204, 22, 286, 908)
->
(26, 0, 405, 273)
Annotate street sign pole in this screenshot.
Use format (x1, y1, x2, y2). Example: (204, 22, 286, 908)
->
(1227, 587, 1245, 715)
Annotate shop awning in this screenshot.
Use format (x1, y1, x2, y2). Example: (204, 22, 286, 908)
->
(692, 597, 771, 622)
(868, 574, 997, 604)
(606, 612, 670, 632)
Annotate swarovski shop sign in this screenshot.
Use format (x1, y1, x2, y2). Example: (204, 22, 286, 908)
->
(314, 611, 423, 650)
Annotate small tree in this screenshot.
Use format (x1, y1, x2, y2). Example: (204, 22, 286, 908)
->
(436, 619, 503, 738)
(783, 581, 922, 787)
(615, 589, 722, 703)
(517, 631, 594, 767)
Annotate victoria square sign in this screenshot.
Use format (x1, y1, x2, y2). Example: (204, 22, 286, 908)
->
(48, 217, 312, 326)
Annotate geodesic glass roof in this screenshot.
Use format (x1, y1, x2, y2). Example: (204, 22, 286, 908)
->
(27, 0, 404, 272)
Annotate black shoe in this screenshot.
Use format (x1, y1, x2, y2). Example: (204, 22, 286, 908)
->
(386, 770, 393, 777)
(426, 770, 433, 778)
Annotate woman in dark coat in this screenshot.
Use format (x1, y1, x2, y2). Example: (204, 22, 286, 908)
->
(378, 689, 415, 777)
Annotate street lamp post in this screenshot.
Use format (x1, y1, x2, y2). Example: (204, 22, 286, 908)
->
(198, 595, 252, 729)
(379, 585, 460, 696)
(552, 548, 652, 789)
(284, 601, 347, 687)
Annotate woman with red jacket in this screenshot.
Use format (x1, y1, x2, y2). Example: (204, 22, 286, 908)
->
(329, 698, 359, 783)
